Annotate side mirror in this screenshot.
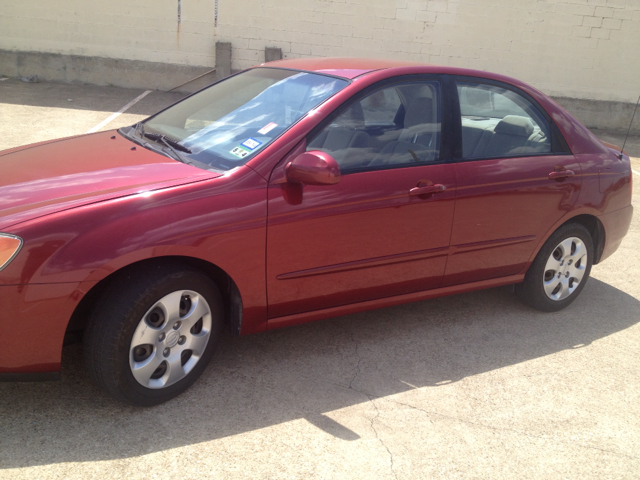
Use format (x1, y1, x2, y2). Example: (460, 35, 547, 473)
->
(285, 151, 340, 186)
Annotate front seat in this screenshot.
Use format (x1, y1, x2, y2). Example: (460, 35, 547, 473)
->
(368, 97, 438, 167)
(307, 102, 370, 169)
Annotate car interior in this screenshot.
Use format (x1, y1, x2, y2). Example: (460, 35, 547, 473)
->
(307, 83, 441, 171)
(457, 83, 551, 158)
(307, 80, 553, 171)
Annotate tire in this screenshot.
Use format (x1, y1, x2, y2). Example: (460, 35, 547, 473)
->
(84, 263, 224, 406)
(516, 223, 593, 312)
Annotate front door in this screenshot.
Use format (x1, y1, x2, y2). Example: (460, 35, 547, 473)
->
(266, 79, 457, 319)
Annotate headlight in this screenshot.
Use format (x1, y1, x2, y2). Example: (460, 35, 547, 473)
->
(0, 234, 23, 271)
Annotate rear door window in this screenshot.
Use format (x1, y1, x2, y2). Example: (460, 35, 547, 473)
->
(457, 82, 551, 159)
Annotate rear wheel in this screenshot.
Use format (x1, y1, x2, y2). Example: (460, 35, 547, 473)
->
(84, 264, 223, 406)
(516, 224, 593, 312)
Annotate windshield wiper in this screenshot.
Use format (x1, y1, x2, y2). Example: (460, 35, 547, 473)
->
(142, 132, 194, 166)
(143, 132, 192, 154)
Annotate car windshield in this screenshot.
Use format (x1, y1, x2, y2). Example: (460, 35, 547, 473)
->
(136, 68, 348, 171)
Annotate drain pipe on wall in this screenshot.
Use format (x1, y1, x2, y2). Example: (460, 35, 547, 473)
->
(167, 2, 230, 92)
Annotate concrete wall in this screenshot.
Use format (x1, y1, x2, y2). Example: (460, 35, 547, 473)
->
(1, 0, 639, 129)
(0, 0, 217, 67)
(0, 50, 218, 92)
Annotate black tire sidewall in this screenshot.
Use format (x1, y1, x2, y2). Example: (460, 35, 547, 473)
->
(517, 224, 594, 312)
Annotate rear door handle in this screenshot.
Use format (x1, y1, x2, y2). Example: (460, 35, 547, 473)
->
(548, 169, 575, 179)
(409, 184, 446, 195)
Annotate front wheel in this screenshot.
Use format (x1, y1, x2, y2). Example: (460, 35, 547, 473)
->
(516, 224, 593, 312)
(84, 264, 223, 406)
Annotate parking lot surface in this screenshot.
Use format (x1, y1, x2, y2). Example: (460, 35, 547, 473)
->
(1, 79, 639, 479)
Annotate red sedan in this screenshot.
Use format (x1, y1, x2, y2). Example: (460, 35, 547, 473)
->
(0, 58, 633, 405)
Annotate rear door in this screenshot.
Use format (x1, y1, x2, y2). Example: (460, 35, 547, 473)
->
(443, 78, 581, 286)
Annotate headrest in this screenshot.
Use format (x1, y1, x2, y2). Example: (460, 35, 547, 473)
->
(494, 115, 535, 137)
(337, 101, 364, 126)
(404, 97, 433, 128)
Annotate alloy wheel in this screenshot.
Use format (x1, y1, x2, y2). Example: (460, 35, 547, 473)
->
(542, 237, 588, 301)
(129, 290, 212, 389)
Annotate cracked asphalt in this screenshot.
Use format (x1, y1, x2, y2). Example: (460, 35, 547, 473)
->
(0, 79, 639, 479)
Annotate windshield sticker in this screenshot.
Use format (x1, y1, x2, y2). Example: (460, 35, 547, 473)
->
(241, 138, 262, 150)
(258, 122, 278, 135)
(230, 146, 251, 158)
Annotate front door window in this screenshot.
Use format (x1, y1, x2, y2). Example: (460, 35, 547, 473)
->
(307, 81, 442, 172)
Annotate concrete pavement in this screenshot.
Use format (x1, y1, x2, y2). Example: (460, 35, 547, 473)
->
(0, 79, 638, 479)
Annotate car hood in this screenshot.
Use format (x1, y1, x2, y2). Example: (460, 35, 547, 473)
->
(0, 131, 220, 229)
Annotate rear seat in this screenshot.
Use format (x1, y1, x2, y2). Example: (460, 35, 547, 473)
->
(461, 115, 550, 158)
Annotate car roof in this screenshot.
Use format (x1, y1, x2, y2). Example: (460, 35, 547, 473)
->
(259, 57, 428, 79)
(257, 57, 524, 86)
(254, 57, 600, 157)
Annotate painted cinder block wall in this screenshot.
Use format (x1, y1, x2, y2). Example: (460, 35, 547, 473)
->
(1, 0, 639, 122)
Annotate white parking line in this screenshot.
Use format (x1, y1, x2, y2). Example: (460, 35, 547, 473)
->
(85, 90, 152, 134)
(633, 169, 640, 176)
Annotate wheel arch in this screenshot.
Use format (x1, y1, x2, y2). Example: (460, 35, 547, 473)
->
(524, 212, 605, 277)
(65, 256, 244, 343)
(558, 214, 605, 264)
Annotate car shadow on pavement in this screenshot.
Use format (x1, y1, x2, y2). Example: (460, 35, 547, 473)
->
(0, 277, 638, 468)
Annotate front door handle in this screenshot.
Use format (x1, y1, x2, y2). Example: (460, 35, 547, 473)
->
(409, 184, 446, 195)
(549, 169, 575, 180)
